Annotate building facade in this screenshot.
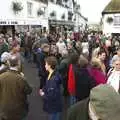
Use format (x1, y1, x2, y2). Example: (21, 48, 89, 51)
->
(73, 3, 88, 32)
(0, 0, 87, 35)
(102, 0, 120, 35)
(47, 0, 74, 33)
(0, 0, 48, 34)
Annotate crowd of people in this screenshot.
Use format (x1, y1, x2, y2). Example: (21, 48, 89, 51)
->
(0, 31, 120, 120)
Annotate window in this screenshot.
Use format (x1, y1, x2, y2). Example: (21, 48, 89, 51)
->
(114, 16, 120, 26)
(27, 2, 33, 16)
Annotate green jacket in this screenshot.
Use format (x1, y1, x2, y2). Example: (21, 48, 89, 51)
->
(0, 70, 32, 120)
(67, 98, 89, 120)
(67, 84, 120, 120)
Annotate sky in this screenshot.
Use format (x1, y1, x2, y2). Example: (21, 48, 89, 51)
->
(78, 0, 111, 23)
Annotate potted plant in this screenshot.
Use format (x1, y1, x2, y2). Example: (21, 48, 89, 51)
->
(50, 11, 56, 17)
(37, 8, 44, 16)
(12, 1, 23, 14)
(106, 17, 113, 24)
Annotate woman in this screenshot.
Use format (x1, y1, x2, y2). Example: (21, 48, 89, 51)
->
(40, 56, 62, 120)
(74, 55, 96, 101)
(67, 53, 79, 105)
(107, 58, 120, 93)
(88, 58, 106, 86)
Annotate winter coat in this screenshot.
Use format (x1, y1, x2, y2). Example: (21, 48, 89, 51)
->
(74, 67, 96, 101)
(36, 50, 47, 77)
(88, 67, 106, 85)
(0, 70, 32, 120)
(67, 98, 89, 120)
(43, 72, 63, 113)
(67, 84, 120, 120)
(107, 70, 120, 92)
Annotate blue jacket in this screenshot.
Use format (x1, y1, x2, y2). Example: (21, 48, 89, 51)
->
(43, 71, 63, 113)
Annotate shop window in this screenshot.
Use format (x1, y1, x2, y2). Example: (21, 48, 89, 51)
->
(114, 16, 120, 26)
(27, 2, 33, 17)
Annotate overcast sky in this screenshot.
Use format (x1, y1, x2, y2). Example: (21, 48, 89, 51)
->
(78, 0, 111, 23)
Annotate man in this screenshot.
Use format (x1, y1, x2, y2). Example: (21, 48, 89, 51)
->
(0, 55, 32, 120)
(37, 44, 49, 90)
(67, 84, 120, 120)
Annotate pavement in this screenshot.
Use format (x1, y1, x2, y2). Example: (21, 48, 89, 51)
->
(24, 60, 69, 120)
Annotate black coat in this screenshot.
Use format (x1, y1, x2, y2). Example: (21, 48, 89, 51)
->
(74, 67, 96, 101)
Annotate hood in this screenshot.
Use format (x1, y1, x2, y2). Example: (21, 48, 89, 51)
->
(90, 84, 120, 120)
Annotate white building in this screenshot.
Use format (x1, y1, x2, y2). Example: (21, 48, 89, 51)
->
(102, 0, 120, 35)
(0, 0, 48, 33)
(47, 0, 74, 33)
(73, 4, 88, 32)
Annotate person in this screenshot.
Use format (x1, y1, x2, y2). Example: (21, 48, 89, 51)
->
(0, 37, 9, 56)
(67, 53, 79, 105)
(74, 55, 96, 102)
(67, 84, 120, 120)
(0, 55, 32, 120)
(107, 58, 120, 92)
(37, 44, 49, 90)
(40, 56, 62, 120)
(111, 47, 120, 66)
(56, 37, 67, 55)
(88, 58, 106, 85)
(0, 52, 11, 74)
(58, 50, 70, 96)
(97, 50, 107, 74)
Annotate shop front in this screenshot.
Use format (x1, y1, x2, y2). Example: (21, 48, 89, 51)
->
(0, 19, 48, 35)
(49, 20, 74, 34)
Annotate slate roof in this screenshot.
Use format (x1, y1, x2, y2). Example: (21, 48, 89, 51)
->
(102, 0, 120, 15)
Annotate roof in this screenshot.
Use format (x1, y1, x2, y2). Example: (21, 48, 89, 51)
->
(102, 0, 120, 15)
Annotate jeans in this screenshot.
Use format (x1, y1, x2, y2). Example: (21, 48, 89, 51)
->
(69, 95, 76, 106)
(48, 112, 61, 120)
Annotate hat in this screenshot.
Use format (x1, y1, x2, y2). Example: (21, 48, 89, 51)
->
(1, 52, 11, 63)
(90, 84, 120, 120)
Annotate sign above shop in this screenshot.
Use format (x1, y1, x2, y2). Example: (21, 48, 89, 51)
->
(0, 21, 18, 25)
(0, 19, 42, 25)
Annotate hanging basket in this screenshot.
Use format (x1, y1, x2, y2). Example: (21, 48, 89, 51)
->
(37, 9, 44, 16)
(106, 17, 113, 24)
(50, 11, 56, 17)
(12, 1, 23, 14)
